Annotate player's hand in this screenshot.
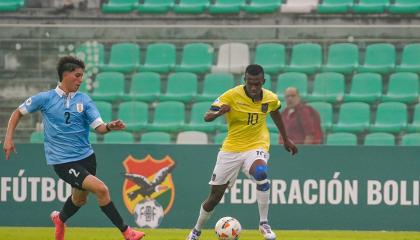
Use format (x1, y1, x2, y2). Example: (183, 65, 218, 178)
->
(217, 104, 231, 116)
(108, 120, 126, 130)
(3, 138, 17, 160)
(283, 138, 298, 155)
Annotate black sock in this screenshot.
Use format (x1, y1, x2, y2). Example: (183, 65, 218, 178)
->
(59, 195, 81, 223)
(100, 201, 128, 232)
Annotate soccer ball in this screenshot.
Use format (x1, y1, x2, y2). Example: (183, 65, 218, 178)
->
(214, 216, 242, 240)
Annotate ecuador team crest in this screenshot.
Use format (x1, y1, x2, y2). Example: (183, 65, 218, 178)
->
(122, 155, 176, 228)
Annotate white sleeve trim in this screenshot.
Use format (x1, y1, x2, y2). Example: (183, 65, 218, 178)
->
(91, 117, 104, 130)
(18, 105, 29, 115)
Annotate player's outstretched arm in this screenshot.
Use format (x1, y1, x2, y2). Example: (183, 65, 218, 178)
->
(3, 109, 23, 160)
(270, 110, 298, 155)
(204, 104, 230, 122)
(95, 119, 126, 134)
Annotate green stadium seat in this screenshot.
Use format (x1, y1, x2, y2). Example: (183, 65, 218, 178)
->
(79, 80, 89, 94)
(358, 43, 396, 74)
(138, 0, 174, 13)
(396, 43, 420, 73)
(369, 102, 407, 133)
(344, 73, 382, 103)
(307, 72, 345, 103)
(141, 132, 171, 144)
(382, 72, 419, 104)
(91, 72, 125, 102)
(326, 132, 357, 145)
(159, 72, 198, 103)
(209, 0, 245, 14)
(276, 72, 308, 101)
(126, 72, 160, 102)
(148, 101, 185, 132)
(262, 74, 272, 90)
(196, 73, 235, 102)
(140, 43, 176, 73)
(173, 0, 209, 14)
(76, 41, 105, 70)
(266, 116, 277, 132)
(94, 101, 113, 123)
(100, 43, 140, 73)
(322, 43, 359, 74)
(103, 131, 135, 143)
(0, 0, 25, 12)
(101, 0, 138, 13)
(401, 133, 420, 146)
(89, 133, 98, 143)
(175, 43, 213, 74)
(117, 101, 148, 132)
(270, 132, 280, 145)
(352, 0, 389, 13)
(364, 132, 395, 146)
(407, 104, 420, 132)
(176, 131, 208, 144)
(184, 101, 222, 132)
(242, 0, 282, 14)
(333, 102, 370, 133)
(214, 132, 227, 144)
(308, 102, 333, 130)
(254, 43, 285, 74)
(317, 0, 354, 13)
(285, 43, 322, 74)
(388, 0, 420, 14)
(30, 131, 44, 143)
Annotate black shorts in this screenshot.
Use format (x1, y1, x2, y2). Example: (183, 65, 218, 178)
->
(53, 153, 97, 190)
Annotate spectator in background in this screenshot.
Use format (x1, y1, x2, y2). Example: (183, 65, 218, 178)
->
(280, 87, 323, 144)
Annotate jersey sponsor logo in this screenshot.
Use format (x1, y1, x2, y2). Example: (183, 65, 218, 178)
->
(76, 103, 84, 113)
(261, 103, 268, 113)
(122, 154, 176, 228)
(25, 98, 32, 106)
(213, 97, 220, 104)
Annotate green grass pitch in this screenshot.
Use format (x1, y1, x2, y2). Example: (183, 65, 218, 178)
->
(1, 227, 420, 240)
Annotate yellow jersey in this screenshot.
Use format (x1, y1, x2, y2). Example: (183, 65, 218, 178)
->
(211, 85, 281, 152)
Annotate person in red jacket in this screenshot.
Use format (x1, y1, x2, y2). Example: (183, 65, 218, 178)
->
(280, 87, 323, 144)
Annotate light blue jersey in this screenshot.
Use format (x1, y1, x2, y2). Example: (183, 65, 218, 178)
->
(19, 86, 104, 165)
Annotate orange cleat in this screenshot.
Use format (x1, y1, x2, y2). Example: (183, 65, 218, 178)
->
(123, 226, 145, 240)
(50, 211, 66, 240)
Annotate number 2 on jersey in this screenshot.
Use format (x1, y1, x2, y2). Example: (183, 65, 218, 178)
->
(64, 112, 71, 124)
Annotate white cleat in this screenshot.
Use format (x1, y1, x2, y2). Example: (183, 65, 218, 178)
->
(259, 222, 276, 240)
(186, 228, 201, 240)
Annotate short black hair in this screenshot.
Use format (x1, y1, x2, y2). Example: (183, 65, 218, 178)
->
(57, 56, 85, 82)
(245, 64, 264, 76)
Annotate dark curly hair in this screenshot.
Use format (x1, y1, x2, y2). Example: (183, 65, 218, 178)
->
(57, 56, 85, 82)
(245, 64, 264, 76)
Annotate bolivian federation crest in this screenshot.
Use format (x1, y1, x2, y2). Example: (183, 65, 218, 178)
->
(122, 155, 176, 228)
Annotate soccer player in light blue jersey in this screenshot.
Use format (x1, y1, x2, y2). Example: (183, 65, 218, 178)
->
(3, 56, 145, 240)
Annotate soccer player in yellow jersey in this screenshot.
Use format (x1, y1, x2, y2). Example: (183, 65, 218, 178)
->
(187, 64, 298, 240)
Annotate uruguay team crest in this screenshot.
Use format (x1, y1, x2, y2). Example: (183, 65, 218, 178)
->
(122, 155, 176, 228)
(76, 103, 84, 113)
